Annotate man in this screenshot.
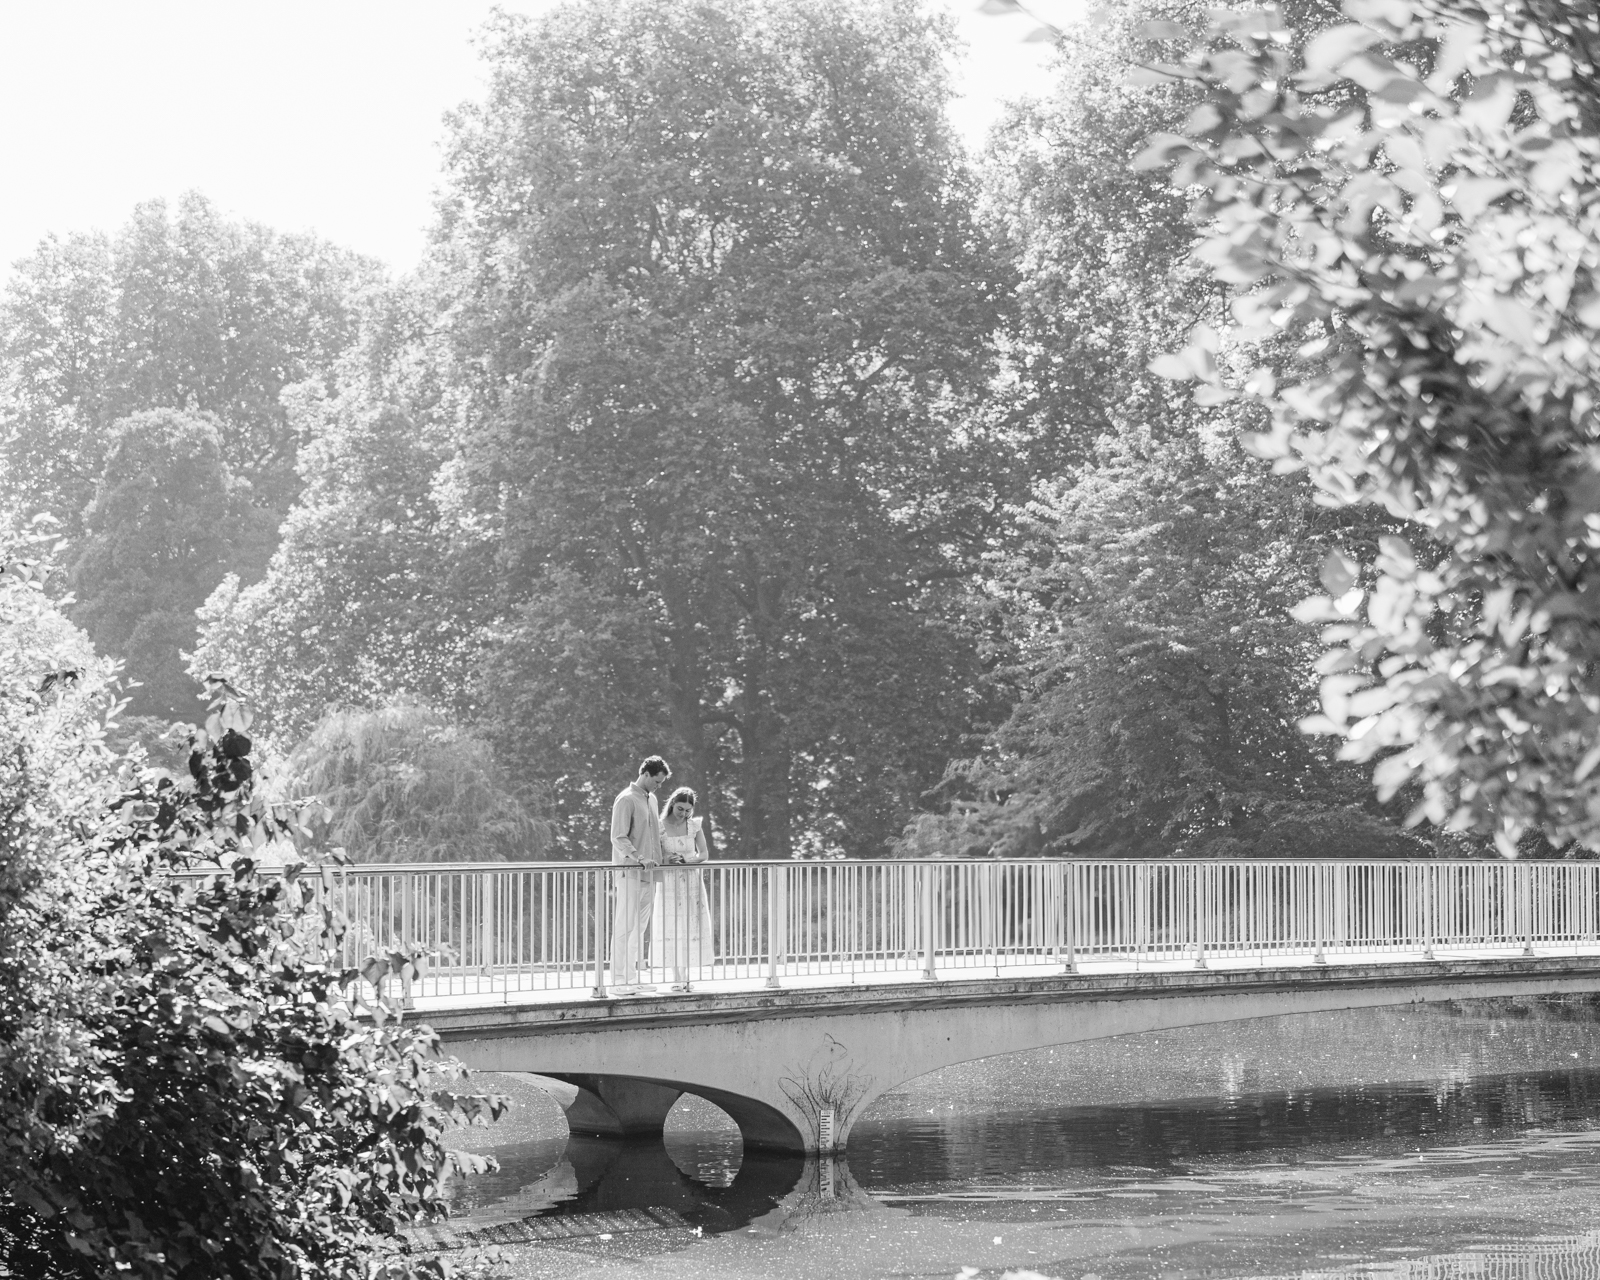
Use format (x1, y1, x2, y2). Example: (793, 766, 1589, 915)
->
(608, 755, 670, 993)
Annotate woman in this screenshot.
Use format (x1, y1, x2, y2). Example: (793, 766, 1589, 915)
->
(653, 786, 716, 990)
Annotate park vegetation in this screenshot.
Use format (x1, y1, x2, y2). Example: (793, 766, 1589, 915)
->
(6, 2, 1596, 869)
(7, 0, 1598, 1272)
(0, 527, 504, 1277)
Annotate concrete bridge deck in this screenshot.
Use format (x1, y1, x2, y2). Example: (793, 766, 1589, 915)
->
(422, 947, 1600, 1154)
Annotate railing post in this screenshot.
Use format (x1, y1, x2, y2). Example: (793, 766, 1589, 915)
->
(1194, 862, 1207, 969)
(1422, 863, 1435, 961)
(1134, 863, 1148, 966)
(766, 863, 786, 989)
(922, 862, 938, 981)
(1312, 863, 1327, 965)
(1063, 860, 1077, 974)
(482, 871, 497, 977)
(591, 865, 609, 999)
(1522, 863, 1535, 957)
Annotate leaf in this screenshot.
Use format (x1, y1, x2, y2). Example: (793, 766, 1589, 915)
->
(1376, 535, 1416, 577)
(1344, 0, 1417, 26)
(1022, 24, 1057, 43)
(1301, 24, 1382, 79)
(1131, 131, 1193, 171)
(1373, 753, 1416, 802)
(1320, 549, 1359, 597)
(1459, 75, 1518, 132)
(1149, 352, 1196, 380)
(1139, 19, 1188, 40)
(976, 0, 1023, 12)
(1444, 176, 1511, 219)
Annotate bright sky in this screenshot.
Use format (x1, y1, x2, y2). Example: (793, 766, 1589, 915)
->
(0, 1, 1083, 282)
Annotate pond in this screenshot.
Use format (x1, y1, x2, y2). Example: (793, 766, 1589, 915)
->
(440, 997, 1600, 1279)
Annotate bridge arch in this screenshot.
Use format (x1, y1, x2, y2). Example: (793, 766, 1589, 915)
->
(440, 957, 1600, 1154)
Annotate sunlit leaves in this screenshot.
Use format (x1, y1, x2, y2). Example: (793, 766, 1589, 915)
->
(1148, 0, 1600, 853)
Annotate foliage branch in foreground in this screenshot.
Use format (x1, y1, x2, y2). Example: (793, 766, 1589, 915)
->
(1141, 0, 1600, 852)
(1, 540, 503, 1279)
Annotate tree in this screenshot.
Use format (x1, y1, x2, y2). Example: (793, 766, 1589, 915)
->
(978, 0, 1210, 475)
(907, 440, 1423, 858)
(0, 193, 379, 522)
(897, 2, 1413, 859)
(434, 0, 1011, 856)
(274, 702, 553, 862)
(1, 534, 504, 1278)
(191, 282, 485, 744)
(71, 409, 274, 723)
(0, 194, 380, 739)
(1142, 1, 1600, 852)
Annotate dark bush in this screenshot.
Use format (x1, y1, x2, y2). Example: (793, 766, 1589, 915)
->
(1, 543, 502, 1279)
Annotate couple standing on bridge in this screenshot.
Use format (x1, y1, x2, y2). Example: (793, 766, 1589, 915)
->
(608, 755, 716, 993)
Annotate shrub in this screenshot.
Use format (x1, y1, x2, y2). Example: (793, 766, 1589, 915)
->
(0, 539, 504, 1279)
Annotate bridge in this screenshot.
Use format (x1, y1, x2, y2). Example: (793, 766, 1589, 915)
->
(307, 858, 1600, 1155)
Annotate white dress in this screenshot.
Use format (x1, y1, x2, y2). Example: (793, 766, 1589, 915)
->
(653, 817, 715, 981)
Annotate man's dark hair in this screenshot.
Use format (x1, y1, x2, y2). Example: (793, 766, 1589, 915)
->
(639, 755, 671, 779)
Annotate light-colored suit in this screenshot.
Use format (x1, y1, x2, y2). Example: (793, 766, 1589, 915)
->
(609, 781, 661, 984)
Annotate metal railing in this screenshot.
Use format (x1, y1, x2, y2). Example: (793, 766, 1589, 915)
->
(178, 859, 1600, 1002)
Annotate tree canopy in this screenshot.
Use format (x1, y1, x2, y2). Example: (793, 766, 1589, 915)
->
(0, 194, 380, 737)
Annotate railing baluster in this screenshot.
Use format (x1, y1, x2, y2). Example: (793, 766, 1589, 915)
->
(766, 863, 785, 988)
(171, 855, 1592, 1011)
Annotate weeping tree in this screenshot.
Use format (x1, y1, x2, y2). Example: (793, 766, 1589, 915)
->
(276, 702, 553, 863)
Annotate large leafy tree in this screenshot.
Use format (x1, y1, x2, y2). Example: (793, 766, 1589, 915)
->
(909, 440, 1422, 858)
(436, 0, 1011, 856)
(273, 702, 553, 863)
(0, 194, 380, 734)
(0, 193, 379, 522)
(191, 281, 484, 740)
(979, 1, 1209, 475)
(1143, 0, 1600, 852)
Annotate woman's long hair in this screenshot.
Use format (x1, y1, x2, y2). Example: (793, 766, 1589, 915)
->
(662, 786, 698, 820)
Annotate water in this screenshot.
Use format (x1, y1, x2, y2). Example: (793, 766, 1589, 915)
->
(441, 998, 1600, 1279)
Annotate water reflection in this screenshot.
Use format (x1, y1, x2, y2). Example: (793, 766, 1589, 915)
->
(441, 1003, 1600, 1276)
(445, 1068, 1600, 1241)
(445, 1126, 808, 1234)
(849, 1069, 1600, 1193)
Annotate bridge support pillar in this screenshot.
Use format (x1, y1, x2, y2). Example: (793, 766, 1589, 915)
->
(542, 1073, 683, 1139)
